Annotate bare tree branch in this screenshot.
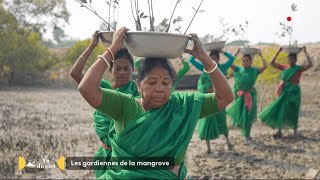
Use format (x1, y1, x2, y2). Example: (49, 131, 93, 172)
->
(148, 0, 155, 31)
(165, 0, 181, 32)
(74, 0, 115, 30)
(183, 0, 204, 34)
(129, 0, 137, 22)
(108, 0, 112, 31)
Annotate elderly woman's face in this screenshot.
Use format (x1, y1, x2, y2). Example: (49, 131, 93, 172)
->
(138, 66, 172, 109)
(111, 58, 133, 87)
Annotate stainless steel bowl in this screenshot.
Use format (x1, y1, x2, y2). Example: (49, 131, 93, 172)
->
(124, 31, 191, 58)
(203, 41, 226, 51)
(282, 46, 303, 54)
(239, 47, 259, 55)
(99, 31, 114, 47)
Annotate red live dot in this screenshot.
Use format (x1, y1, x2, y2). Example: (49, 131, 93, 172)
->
(287, 16, 292, 21)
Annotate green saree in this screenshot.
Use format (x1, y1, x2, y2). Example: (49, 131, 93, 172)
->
(197, 71, 228, 140)
(194, 54, 235, 140)
(197, 73, 212, 94)
(95, 89, 219, 179)
(93, 80, 140, 178)
(172, 59, 190, 92)
(226, 66, 260, 138)
(259, 65, 301, 129)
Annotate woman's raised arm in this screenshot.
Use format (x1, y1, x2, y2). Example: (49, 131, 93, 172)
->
(301, 46, 313, 71)
(70, 31, 99, 84)
(185, 34, 233, 110)
(270, 48, 284, 70)
(78, 27, 129, 107)
(257, 49, 268, 73)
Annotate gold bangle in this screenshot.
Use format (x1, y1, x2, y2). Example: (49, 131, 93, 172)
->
(106, 48, 115, 61)
(204, 62, 217, 73)
(205, 64, 218, 74)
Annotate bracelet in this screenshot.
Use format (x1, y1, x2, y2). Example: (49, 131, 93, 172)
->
(204, 62, 218, 74)
(79, 55, 86, 60)
(98, 55, 111, 67)
(105, 48, 115, 61)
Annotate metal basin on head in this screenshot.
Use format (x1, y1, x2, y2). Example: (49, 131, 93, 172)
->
(99, 31, 114, 47)
(124, 31, 191, 59)
(239, 47, 259, 56)
(203, 41, 226, 51)
(282, 46, 303, 54)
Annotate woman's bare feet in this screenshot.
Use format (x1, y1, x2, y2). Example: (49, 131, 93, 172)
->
(206, 140, 212, 154)
(273, 130, 282, 139)
(227, 143, 233, 151)
(293, 129, 298, 137)
(244, 136, 253, 145)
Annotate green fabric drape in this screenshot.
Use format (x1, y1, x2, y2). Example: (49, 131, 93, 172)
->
(259, 65, 301, 129)
(197, 65, 229, 140)
(197, 73, 212, 94)
(98, 92, 216, 179)
(172, 59, 190, 92)
(226, 66, 259, 137)
(94, 80, 140, 178)
(198, 109, 228, 140)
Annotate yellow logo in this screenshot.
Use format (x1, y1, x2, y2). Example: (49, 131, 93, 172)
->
(57, 156, 65, 170)
(18, 156, 26, 170)
(18, 156, 65, 170)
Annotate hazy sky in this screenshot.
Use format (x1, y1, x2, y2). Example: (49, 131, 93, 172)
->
(63, 0, 320, 45)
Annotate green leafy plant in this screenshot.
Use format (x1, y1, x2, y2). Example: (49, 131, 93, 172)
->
(165, 0, 182, 32)
(129, 0, 147, 31)
(74, 0, 119, 31)
(232, 21, 249, 47)
(154, 16, 183, 33)
(129, 0, 183, 32)
(129, 0, 204, 33)
(147, 0, 155, 31)
(204, 17, 232, 43)
(276, 3, 298, 46)
(183, 0, 204, 34)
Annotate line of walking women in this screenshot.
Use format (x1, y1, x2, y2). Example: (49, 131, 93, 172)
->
(190, 45, 313, 155)
(70, 28, 313, 179)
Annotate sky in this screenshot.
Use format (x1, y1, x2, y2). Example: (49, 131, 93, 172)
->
(62, 0, 320, 45)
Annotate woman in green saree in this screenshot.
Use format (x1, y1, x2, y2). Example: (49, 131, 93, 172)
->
(189, 49, 236, 153)
(69, 31, 140, 178)
(259, 47, 313, 138)
(78, 27, 233, 179)
(227, 49, 267, 143)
